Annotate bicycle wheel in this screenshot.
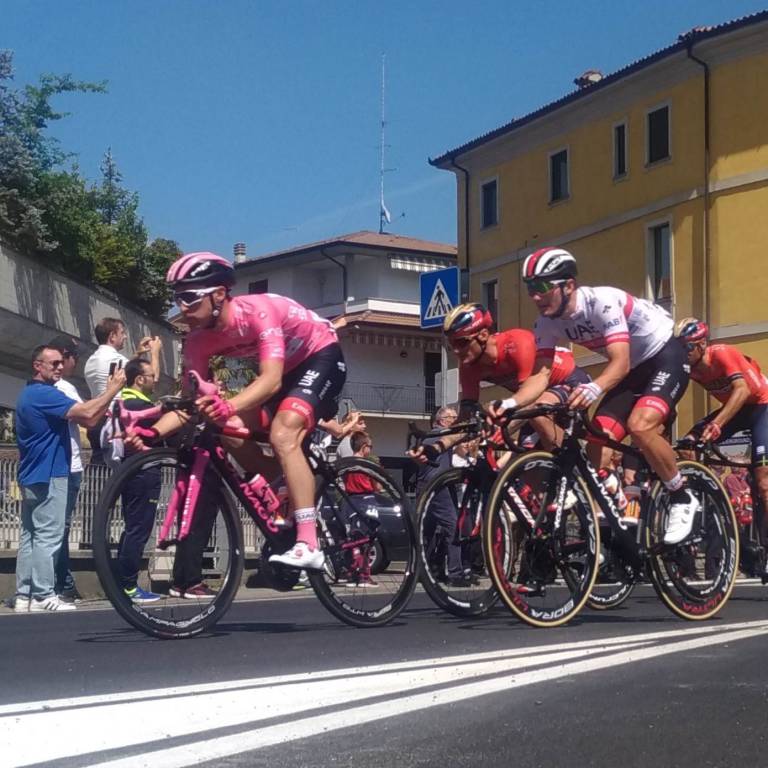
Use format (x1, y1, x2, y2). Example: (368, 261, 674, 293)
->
(308, 457, 418, 627)
(483, 451, 600, 628)
(416, 466, 498, 618)
(644, 460, 739, 620)
(92, 448, 244, 639)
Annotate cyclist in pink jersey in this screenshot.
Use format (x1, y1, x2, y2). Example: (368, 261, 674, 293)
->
(140, 252, 347, 570)
(498, 247, 697, 545)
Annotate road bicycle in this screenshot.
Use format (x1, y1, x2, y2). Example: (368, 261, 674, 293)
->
(92, 375, 418, 639)
(409, 414, 525, 619)
(677, 435, 767, 583)
(482, 402, 739, 628)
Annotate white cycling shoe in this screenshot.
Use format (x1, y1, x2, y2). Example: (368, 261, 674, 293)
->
(269, 542, 325, 571)
(663, 491, 700, 545)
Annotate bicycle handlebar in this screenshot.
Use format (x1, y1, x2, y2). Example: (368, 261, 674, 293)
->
(675, 436, 751, 467)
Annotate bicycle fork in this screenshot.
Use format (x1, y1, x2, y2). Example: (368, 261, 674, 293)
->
(158, 449, 210, 548)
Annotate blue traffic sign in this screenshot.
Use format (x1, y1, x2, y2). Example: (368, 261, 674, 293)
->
(420, 267, 459, 328)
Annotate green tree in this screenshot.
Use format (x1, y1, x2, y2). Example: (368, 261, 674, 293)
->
(0, 50, 182, 319)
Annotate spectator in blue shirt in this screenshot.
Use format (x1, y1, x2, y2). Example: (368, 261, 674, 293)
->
(14, 344, 125, 613)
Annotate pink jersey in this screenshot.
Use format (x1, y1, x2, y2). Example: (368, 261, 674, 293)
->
(183, 294, 339, 378)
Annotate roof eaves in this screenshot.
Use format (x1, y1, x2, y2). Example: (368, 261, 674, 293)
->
(429, 10, 768, 168)
(234, 234, 456, 270)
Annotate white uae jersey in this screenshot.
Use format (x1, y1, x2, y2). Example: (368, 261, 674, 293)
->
(534, 286, 674, 369)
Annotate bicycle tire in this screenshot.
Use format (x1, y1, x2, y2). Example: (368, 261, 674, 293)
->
(483, 451, 600, 628)
(92, 448, 244, 639)
(308, 457, 418, 627)
(644, 460, 739, 621)
(416, 466, 498, 618)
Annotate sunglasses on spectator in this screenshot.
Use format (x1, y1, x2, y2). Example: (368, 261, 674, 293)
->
(526, 279, 564, 296)
(174, 285, 221, 308)
(36, 359, 64, 368)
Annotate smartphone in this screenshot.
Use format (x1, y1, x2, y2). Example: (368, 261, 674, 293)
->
(109, 360, 123, 377)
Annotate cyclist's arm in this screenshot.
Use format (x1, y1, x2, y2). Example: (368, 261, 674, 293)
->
(708, 377, 750, 431)
(506, 358, 552, 409)
(592, 341, 630, 393)
(226, 358, 284, 415)
(66, 370, 126, 427)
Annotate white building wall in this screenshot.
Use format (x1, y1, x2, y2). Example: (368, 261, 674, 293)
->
(342, 343, 424, 387)
(364, 416, 429, 464)
(376, 266, 421, 302)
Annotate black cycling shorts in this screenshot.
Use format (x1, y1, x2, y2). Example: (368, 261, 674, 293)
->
(594, 337, 689, 441)
(690, 404, 768, 468)
(265, 343, 347, 429)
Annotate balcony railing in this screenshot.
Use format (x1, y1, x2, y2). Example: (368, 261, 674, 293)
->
(340, 381, 435, 416)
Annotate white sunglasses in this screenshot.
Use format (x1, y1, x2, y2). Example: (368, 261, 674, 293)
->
(174, 285, 221, 308)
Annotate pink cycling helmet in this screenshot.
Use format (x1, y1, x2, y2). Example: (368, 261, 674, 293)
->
(166, 252, 235, 289)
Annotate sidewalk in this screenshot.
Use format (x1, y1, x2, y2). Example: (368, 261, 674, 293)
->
(0, 581, 316, 614)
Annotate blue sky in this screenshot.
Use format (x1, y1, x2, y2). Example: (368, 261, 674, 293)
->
(4, 1, 765, 258)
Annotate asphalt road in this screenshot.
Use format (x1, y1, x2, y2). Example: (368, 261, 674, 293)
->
(3, 584, 768, 768)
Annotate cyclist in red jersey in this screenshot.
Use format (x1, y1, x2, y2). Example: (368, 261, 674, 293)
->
(424, 303, 588, 455)
(676, 318, 768, 565)
(137, 252, 347, 571)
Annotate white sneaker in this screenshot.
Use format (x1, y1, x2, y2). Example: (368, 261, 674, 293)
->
(664, 491, 700, 545)
(269, 542, 325, 571)
(14, 597, 30, 613)
(29, 595, 77, 612)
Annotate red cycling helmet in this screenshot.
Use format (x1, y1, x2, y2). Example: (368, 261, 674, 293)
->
(443, 303, 493, 338)
(166, 252, 236, 290)
(675, 317, 709, 343)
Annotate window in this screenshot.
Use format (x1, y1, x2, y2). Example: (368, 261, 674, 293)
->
(647, 222, 672, 311)
(549, 148, 569, 202)
(647, 105, 670, 164)
(481, 179, 498, 229)
(613, 122, 627, 179)
(483, 279, 499, 332)
(248, 279, 268, 294)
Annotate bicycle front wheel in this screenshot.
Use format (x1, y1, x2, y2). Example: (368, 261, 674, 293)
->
(416, 466, 498, 618)
(308, 457, 418, 627)
(483, 451, 600, 628)
(645, 460, 739, 621)
(92, 448, 244, 639)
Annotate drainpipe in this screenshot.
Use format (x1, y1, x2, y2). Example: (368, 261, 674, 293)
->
(685, 39, 711, 325)
(448, 156, 471, 301)
(321, 248, 348, 315)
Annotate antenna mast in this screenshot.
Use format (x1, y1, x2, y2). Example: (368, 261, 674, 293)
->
(379, 53, 391, 234)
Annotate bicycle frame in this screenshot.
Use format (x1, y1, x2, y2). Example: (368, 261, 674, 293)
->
(112, 396, 380, 560)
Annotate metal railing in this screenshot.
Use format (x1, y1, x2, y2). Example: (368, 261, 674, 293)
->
(0, 459, 263, 555)
(341, 381, 435, 415)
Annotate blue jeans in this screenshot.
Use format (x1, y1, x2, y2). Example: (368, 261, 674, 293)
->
(15, 476, 69, 600)
(54, 471, 82, 593)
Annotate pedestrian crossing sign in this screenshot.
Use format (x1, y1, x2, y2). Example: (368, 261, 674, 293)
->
(420, 267, 459, 328)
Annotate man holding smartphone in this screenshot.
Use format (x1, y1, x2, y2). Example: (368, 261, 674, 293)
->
(84, 317, 162, 463)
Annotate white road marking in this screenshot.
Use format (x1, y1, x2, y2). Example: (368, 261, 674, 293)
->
(3, 620, 768, 768)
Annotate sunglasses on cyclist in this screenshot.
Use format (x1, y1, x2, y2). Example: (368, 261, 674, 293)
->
(449, 336, 478, 350)
(526, 279, 564, 296)
(174, 285, 220, 308)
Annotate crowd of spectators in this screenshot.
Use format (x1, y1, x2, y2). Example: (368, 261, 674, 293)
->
(12, 317, 162, 613)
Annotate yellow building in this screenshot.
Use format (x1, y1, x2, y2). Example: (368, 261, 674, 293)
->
(431, 12, 768, 429)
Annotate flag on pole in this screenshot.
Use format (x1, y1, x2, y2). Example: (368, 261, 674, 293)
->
(380, 195, 391, 224)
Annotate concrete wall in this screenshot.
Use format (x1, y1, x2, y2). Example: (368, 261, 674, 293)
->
(0, 242, 181, 406)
